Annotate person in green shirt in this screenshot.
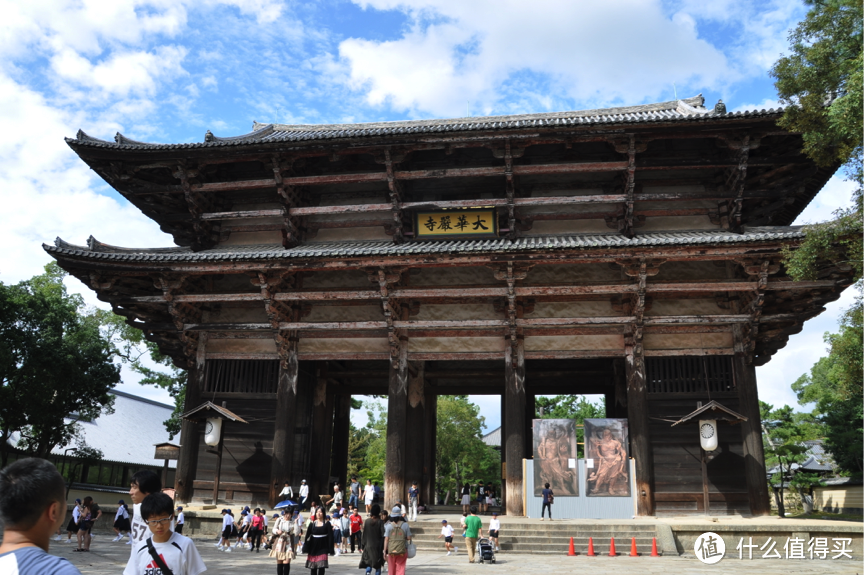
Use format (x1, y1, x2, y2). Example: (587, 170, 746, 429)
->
(464, 506, 483, 564)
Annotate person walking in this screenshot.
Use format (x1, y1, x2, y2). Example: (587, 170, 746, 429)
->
(329, 513, 342, 556)
(460, 483, 471, 513)
(249, 508, 266, 552)
(348, 477, 360, 509)
(338, 510, 350, 554)
(359, 504, 384, 575)
(476, 482, 486, 515)
(488, 512, 501, 551)
(437, 519, 456, 555)
(270, 510, 296, 575)
(62, 500, 83, 544)
(175, 506, 185, 535)
(74, 497, 101, 553)
(540, 483, 554, 521)
(363, 480, 374, 513)
(463, 506, 483, 564)
(329, 485, 343, 514)
(112, 500, 131, 541)
(302, 507, 333, 575)
(383, 506, 412, 575)
(299, 480, 310, 511)
(218, 509, 235, 552)
(348, 507, 363, 553)
(407, 483, 419, 521)
(485, 483, 495, 513)
(280, 482, 295, 502)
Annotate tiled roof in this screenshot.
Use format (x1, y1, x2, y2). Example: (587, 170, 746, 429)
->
(45, 228, 806, 264)
(482, 426, 501, 448)
(67, 95, 784, 150)
(7, 391, 177, 468)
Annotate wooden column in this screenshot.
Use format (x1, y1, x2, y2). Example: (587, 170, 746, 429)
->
(269, 339, 299, 507)
(504, 340, 526, 516)
(525, 393, 536, 459)
(734, 354, 771, 515)
(174, 333, 206, 503)
(405, 361, 426, 501)
(422, 386, 437, 507)
(626, 331, 655, 516)
(330, 393, 351, 493)
(499, 392, 507, 511)
(385, 343, 409, 512)
(310, 363, 335, 505)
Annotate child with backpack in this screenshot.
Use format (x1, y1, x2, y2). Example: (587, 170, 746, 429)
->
(383, 507, 412, 575)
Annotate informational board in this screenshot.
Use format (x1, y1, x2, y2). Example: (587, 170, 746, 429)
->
(532, 419, 579, 497)
(414, 209, 498, 239)
(584, 418, 631, 497)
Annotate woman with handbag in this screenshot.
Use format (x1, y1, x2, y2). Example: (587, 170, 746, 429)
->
(359, 504, 384, 575)
(303, 507, 334, 575)
(383, 506, 413, 575)
(270, 510, 296, 575)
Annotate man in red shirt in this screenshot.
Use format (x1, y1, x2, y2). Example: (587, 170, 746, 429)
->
(349, 508, 363, 553)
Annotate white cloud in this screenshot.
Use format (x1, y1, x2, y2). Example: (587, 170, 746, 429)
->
(794, 174, 858, 225)
(338, 0, 734, 117)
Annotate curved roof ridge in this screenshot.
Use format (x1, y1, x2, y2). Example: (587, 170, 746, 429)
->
(261, 95, 707, 133)
(205, 124, 275, 142)
(50, 236, 190, 254)
(114, 133, 157, 146)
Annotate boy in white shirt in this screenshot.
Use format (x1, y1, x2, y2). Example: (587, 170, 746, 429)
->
(488, 512, 501, 551)
(175, 506, 185, 535)
(437, 519, 457, 555)
(128, 470, 162, 551)
(124, 493, 206, 575)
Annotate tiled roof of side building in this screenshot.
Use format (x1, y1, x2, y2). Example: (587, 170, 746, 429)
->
(67, 95, 783, 150)
(45, 228, 806, 263)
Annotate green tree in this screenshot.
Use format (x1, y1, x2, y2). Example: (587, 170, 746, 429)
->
(792, 354, 864, 474)
(535, 395, 606, 456)
(0, 263, 120, 464)
(435, 396, 500, 503)
(760, 402, 825, 517)
(772, 0, 863, 283)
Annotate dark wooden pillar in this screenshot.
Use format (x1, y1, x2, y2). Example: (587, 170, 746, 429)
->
(269, 341, 299, 507)
(405, 361, 426, 501)
(385, 344, 409, 512)
(504, 341, 526, 516)
(499, 392, 506, 511)
(310, 363, 335, 504)
(525, 393, 535, 459)
(330, 393, 351, 493)
(625, 334, 655, 516)
(175, 333, 206, 503)
(734, 354, 771, 515)
(422, 384, 437, 507)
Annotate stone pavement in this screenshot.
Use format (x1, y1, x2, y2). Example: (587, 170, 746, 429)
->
(56, 531, 861, 575)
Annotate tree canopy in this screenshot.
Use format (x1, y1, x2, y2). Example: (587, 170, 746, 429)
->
(535, 395, 606, 457)
(0, 264, 120, 464)
(772, 0, 863, 282)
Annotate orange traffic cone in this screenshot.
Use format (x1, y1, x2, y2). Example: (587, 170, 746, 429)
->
(587, 537, 596, 557)
(651, 537, 659, 557)
(568, 537, 576, 556)
(609, 537, 617, 557)
(630, 537, 638, 557)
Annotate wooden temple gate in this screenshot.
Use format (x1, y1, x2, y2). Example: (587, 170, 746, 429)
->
(46, 95, 855, 516)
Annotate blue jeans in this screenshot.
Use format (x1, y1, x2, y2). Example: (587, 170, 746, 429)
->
(365, 569, 381, 575)
(349, 494, 358, 508)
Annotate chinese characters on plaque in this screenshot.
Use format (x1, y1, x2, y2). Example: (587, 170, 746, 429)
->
(414, 209, 498, 239)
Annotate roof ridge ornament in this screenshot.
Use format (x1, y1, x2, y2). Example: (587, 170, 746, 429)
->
(714, 100, 727, 115)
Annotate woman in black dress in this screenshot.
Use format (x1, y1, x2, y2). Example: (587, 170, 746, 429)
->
(360, 504, 385, 575)
(303, 507, 334, 575)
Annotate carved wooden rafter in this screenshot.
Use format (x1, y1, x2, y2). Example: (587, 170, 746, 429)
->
(383, 149, 406, 243)
(719, 134, 761, 231)
(253, 270, 300, 391)
(154, 275, 201, 367)
(617, 258, 664, 391)
(368, 267, 407, 367)
(492, 262, 531, 380)
(491, 141, 525, 239)
(173, 164, 219, 251)
(736, 258, 780, 361)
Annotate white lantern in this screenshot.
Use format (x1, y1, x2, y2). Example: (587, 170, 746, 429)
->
(699, 420, 718, 451)
(205, 417, 222, 446)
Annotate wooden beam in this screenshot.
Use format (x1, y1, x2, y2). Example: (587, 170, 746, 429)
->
(385, 343, 409, 511)
(504, 340, 526, 516)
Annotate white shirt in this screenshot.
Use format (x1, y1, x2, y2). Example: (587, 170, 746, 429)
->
(489, 518, 500, 531)
(129, 503, 150, 556)
(115, 506, 129, 522)
(176, 512, 184, 526)
(279, 486, 294, 497)
(124, 532, 206, 575)
(441, 525, 454, 537)
(72, 506, 82, 523)
(299, 484, 309, 498)
(263, 515, 269, 527)
(222, 514, 234, 529)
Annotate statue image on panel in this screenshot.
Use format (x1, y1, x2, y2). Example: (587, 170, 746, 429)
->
(532, 419, 578, 497)
(585, 418, 630, 497)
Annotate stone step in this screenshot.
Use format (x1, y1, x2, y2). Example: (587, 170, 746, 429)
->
(411, 542, 662, 555)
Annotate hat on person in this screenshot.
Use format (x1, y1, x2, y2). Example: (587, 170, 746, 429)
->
(75, 498, 82, 504)
(118, 499, 125, 504)
(492, 512, 498, 516)
(441, 520, 448, 524)
(301, 479, 306, 483)
(390, 506, 402, 517)
(221, 509, 228, 514)
(176, 506, 183, 511)
(273, 513, 280, 518)
(241, 510, 248, 516)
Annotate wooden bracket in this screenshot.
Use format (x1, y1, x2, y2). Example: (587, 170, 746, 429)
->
(384, 149, 405, 244)
(173, 163, 219, 251)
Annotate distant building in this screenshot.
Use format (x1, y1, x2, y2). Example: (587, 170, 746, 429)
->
(482, 427, 501, 450)
(5, 390, 177, 502)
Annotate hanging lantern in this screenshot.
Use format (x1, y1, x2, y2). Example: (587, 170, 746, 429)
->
(205, 417, 222, 446)
(699, 419, 718, 451)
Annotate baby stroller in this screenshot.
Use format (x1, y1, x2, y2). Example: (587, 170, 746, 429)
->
(476, 538, 495, 564)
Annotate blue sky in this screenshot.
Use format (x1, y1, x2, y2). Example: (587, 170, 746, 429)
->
(0, 0, 856, 431)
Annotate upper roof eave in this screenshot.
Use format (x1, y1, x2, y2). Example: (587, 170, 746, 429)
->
(65, 96, 787, 153)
